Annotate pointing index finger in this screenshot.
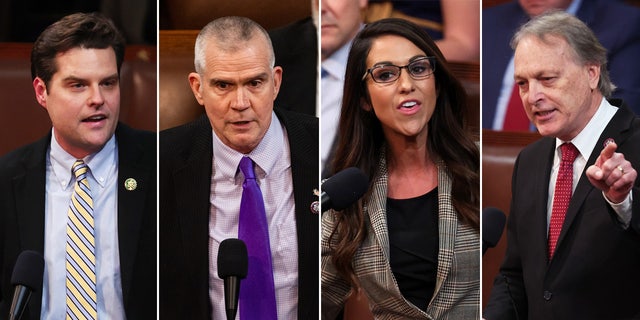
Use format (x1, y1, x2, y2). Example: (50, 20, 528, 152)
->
(600, 141, 617, 162)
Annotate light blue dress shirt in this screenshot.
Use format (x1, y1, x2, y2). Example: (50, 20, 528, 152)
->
(41, 130, 125, 319)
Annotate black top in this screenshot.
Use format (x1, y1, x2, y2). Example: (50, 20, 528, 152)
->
(386, 187, 439, 312)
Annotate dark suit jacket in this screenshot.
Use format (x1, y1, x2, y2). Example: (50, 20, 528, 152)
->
(482, 0, 640, 128)
(484, 100, 640, 320)
(159, 109, 319, 319)
(0, 123, 157, 320)
(270, 16, 318, 116)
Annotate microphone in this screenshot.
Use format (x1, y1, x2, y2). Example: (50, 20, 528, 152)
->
(217, 239, 248, 320)
(9, 250, 44, 320)
(482, 207, 506, 255)
(321, 167, 369, 212)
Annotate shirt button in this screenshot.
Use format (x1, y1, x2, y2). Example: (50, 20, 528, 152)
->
(543, 290, 553, 301)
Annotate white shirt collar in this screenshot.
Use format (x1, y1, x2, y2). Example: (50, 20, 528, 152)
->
(49, 128, 117, 189)
(555, 97, 617, 160)
(211, 111, 286, 181)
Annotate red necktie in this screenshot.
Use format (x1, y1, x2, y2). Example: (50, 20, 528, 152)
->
(548, 143, 579, 259)
(503, 83, 530, 131)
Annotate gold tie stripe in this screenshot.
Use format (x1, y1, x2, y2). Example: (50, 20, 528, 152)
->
(66, 160, 97, 320)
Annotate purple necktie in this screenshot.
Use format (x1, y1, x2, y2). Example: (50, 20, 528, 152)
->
(238, 156, 277, 319)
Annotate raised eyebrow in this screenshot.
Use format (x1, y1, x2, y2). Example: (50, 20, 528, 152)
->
(208, 72, 270, 86)
(208, 78, 227, 87)
(62, 76, 88, 84)
(409, 55, 430, 63)
(371, 61, 395, 68)
(102, 73, 119, 83)
(245, 72, 269, 83)
(372, 55, 430, 68)
(62, 73, 119, 84)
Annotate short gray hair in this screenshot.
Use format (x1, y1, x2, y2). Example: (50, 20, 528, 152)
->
(511, 10, 615, 97)
(194, 16, 275, 74)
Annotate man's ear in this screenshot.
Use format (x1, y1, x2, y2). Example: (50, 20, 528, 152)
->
(272, 66, 283, 100)
(33, 77, 48, 108)
(188, 72, 205, 106)
(586, 63, 601, 91)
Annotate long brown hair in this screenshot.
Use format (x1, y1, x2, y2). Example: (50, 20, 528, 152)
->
(328, 18, 479, 289)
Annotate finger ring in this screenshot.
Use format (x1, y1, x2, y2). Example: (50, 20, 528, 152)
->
(617, 166, 624, 174)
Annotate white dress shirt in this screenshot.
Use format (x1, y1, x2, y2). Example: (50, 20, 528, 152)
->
(208, 112, 299, 320)
(321, 40, 352, 169)
(41, 130, 125, 319)
(547, 98, 632, 231)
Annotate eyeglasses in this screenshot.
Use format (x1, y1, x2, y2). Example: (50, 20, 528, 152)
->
(362, 56, 436, 83)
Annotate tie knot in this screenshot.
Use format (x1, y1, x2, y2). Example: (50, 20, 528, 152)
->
(72, 160, 88, 180)
(321, 67, 329, 79)
(239, 156, 256, 180)
(560, 143, 579, 163)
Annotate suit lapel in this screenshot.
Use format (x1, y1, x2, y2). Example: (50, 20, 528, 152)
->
(368, 151, 392, 262)
(431, 162, 455, 302)
(531, 139, 556, 263)
(173, 117, 213, 299)
(554, 102, 635, 260)
(275, 109, 319, 318)
(115, 125, 153, 302)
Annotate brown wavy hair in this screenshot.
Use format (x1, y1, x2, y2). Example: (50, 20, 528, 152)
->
(31, 12, 125, 86)
(328, 18, 479, 289)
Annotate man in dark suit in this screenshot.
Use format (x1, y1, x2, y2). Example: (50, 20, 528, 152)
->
(482, 0, 640, 130)
(159, 16, 319, 319)
(484, 11, 640, 320)
(270, 15, 318, 116)
(0, 13, 156, 319)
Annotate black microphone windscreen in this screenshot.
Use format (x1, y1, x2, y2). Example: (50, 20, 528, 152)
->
(217, 239, 248, 279)
(11, 250, 44, 290)
(322, 167, 369, 211)
(483, 207, 506, 249)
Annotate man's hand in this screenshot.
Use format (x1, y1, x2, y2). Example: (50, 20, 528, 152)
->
(586, 142, 637, 203)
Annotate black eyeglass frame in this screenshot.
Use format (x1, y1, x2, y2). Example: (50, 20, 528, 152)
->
(361, 56, 437, 83)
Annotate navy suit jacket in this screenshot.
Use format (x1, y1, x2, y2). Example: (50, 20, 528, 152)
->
(159, 108, 319, 319)
(0, 124, 157, 320)
(482, 0, 640, 128)
(270, 17, 318, 117)
(484, 100, 640, 319)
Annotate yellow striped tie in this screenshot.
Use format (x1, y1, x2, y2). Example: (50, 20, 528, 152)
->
(65, 160, 97, 320)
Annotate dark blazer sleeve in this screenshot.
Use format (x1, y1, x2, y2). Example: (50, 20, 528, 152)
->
(578, 0, 640, 115)
(269, 17, 318, 116)
(159, 116, 214, 320)
(0, 136, 49, 320)
(481, 3, 527, 129)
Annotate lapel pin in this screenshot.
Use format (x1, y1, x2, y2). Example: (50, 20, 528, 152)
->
(124, 178, 137, 191)
(603, 138, 615, 148)
(310, 201, 319, 214)
(311, 188, 320, 214)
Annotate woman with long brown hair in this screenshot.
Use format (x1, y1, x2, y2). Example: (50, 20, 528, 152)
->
(321, 18, 479, 319)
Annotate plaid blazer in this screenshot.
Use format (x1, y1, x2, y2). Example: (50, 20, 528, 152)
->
(322, 154, 480, 319)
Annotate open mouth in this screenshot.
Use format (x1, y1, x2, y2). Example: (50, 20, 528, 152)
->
(83, 115, 106, 122)
(401, 101, 418, 109)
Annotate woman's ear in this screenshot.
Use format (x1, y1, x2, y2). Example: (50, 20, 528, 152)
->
(361, 97, 372, 112)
